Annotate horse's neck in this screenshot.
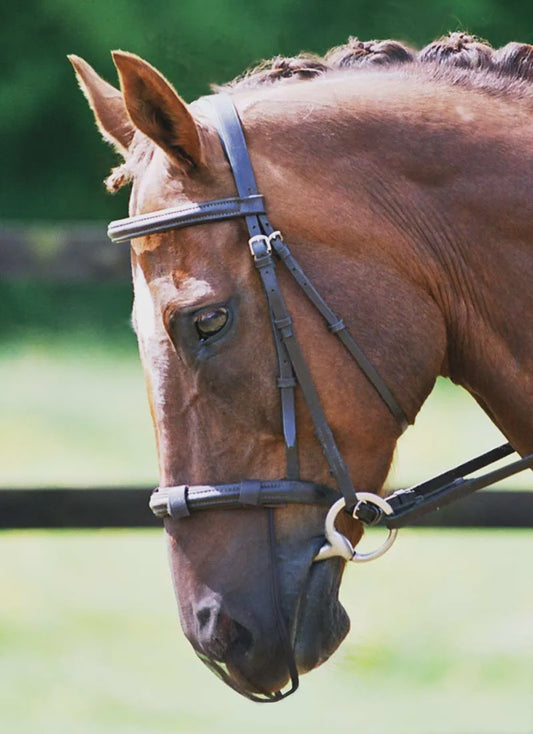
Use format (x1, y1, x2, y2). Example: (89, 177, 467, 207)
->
(361, 82, 533, 454)
(440, 237, 533, 454)
(421, 165, 533, 454)
(247, 78, 533, 452)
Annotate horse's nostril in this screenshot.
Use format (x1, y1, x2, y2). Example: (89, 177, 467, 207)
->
(196, 606, 213, 631)
(194, 601, 254, 662)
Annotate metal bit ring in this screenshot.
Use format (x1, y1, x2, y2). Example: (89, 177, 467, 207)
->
(314, 493, 398, 564)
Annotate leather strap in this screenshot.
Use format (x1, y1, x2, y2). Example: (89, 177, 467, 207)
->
(249, 240, 359, 509)
(108, 195, 265, 243)
(272, 325, 299, 479)
(271, 237, 409, 431)
(208, 94, 302, 481)
(384, 443, 533, 528)
(266, 508, 299, 698)
(209, 94, 362, 509)
(150, 480, 339, 518)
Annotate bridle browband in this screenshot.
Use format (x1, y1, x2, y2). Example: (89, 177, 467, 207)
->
(108, 93, 533, 700)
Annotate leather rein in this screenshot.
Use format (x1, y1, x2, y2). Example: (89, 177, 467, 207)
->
(108, 93, 533, 698)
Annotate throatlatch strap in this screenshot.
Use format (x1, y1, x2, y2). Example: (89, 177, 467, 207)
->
(269, 238, 409, 432)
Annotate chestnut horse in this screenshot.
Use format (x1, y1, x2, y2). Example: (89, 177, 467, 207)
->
(70, 34, 533, 699)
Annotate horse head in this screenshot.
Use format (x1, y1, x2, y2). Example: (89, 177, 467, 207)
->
(74, 44, 533, 697)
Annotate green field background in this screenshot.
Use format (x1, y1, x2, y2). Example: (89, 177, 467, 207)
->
(1, 529, 531, 734)
(5, 0, 533, 222)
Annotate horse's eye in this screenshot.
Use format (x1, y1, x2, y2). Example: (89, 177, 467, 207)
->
(195, 307, 229, 340)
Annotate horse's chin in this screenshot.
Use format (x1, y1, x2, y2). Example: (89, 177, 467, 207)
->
(292, 556, 350, 674)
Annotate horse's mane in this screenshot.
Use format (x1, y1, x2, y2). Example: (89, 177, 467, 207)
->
(217, 33, 533, 96)
(106, 33, 533, 192)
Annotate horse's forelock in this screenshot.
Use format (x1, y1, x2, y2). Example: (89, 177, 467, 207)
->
(104, 130, 155, 193)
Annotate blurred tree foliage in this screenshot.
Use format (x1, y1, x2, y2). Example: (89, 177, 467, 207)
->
(2, 0, 533, 221)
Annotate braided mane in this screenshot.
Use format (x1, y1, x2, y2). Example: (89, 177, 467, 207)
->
(106, 33, 533, 192)
(219, 32, 533, 95)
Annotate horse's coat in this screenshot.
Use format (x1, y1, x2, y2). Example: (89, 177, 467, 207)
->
(71, 32, 533, 698)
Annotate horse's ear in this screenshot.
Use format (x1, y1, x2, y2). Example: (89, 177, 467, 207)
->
(111, 51, 204, 169)
(68, 55, 134, 156)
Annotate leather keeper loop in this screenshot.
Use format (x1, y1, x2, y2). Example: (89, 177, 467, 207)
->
(329, 319, 345, 333)
(239, 480, 262, 506)
(253, 253, 273, 269)
(274, 315, 293, 330)
(167, 486, 191, 518)
(277, 376, 297, 388)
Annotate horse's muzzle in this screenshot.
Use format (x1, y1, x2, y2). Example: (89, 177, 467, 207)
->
(187, 548, 349, 700)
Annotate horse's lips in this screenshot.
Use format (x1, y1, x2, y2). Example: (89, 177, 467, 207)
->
(220, 556, 349, 695)
(291, 555, 350, 674)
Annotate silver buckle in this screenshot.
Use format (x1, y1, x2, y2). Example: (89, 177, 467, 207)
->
(248, 230, 282, 257)
(248, 234, 271, 257)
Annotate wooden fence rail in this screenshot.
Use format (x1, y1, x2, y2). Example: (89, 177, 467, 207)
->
(0, 489, 532, 529)
(0, 221, 130, 281)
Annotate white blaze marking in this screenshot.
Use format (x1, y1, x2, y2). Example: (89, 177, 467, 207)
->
(133, 263, 158, 340)
(132, 264, 169, 417)
(173, 276, 214, 307)
(132, 265, 216, 462)
(132, 265, 214, 412)
(133, 265, 214, 332)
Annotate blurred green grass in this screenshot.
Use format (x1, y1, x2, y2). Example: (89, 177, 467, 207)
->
(0, 281, 157, 487)
(0, 529, 531, 734)
(0, 340, 157, 486)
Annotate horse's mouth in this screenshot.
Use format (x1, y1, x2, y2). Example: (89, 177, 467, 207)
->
(193, 552, 350, 698)
(291, 555, 350, 674)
